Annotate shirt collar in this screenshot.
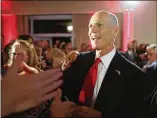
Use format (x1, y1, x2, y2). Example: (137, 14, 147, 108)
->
(96, 48, 116, 69)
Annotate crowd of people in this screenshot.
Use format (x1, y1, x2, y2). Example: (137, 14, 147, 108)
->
(121, 40, 157, 89)
(1, 10, 157, 118)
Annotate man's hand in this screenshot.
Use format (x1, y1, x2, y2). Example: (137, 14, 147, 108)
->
(50, 89, 76, 117)
(62, 51, 79, 71)
(72, 106, 102, 118)
(2, 53, 63, 117)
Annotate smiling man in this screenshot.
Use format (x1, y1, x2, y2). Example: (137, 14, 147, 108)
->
(61, 11, 151, 118)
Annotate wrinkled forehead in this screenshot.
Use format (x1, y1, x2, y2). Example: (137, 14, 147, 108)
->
(89, 12, 110, 25)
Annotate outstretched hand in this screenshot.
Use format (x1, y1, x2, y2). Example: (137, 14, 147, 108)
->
(72, 106, 102, 118)
(50, 89, 76, 117)
(2, 53, 63, 117)
(62, 51, 79, 71)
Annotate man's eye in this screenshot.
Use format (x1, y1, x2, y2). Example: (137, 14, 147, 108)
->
(97, 23, 102, 27)
(89, 24, 93, 28)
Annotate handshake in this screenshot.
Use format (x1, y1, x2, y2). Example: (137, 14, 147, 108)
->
(50, 89, 102, 118)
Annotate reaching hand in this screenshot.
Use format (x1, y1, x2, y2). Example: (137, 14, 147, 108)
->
(72, 106, 102, 118)
(50, 89, 76, 117)
(62, 51, 79, 71)
(20, 61, 39, 74)
(2, 53, 63, 117)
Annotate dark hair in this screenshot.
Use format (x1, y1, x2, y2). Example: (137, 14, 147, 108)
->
(3, 42, 15, 54)
(61, 44, 66, 50)
(18, 34, 34, 43)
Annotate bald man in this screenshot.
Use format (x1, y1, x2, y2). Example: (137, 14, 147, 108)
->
(61, 11, 151, 118)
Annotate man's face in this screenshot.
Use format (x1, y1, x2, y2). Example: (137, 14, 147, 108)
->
(88, 12, 117, 51)
(147, 48, 157, 62)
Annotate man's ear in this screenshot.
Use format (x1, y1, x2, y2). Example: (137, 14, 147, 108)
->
(112, 26, 119, 37)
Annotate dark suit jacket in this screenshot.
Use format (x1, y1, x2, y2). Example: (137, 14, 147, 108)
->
(145, 61, 157, 88)
(62, 50, 151, 118)
(146, 85, 157, 118)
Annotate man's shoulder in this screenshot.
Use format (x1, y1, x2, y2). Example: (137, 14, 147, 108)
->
(63, 50, 95, 71)
(116, 51, 144, 74)
(147, 62, 157, 70)
(74, 50, 95, 62)
(79, 50, 95, 57)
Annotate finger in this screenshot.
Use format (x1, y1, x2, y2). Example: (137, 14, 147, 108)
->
(40, 71, 63, 87)
(6, 53, 24, 76)
(40, 91, 58, 103)
(54, 88, 62, 102)
(65, 101, 76, 108)
(30, 68, 62, 80)
(72, 111, 88, 118)
(75, 106, 88, 112)
(69, 108, 77, 113)
(41, 80, 63, 95)
(21, 62, 33, 73)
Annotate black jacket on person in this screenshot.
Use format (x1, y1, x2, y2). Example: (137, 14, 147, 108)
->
(145, 61, 157, 88)
(61, 50, 151, 118)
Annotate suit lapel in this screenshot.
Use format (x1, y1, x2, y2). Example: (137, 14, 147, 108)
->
(94, 51, 123, 112)
(79, 50, 96, 79)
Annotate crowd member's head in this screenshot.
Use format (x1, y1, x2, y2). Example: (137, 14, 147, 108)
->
(54, 40, 60, 48)
(7, 40, 40, 71)
(45, 48, 66, 68)
(146, 44, 157, 63)
(18, 34, 34, 44)
(64, 42, 73, 54)
(132, 40, 138, 49)
(35, 46, 43, 57)
(88, 10, 119, 55)
(127, 40, 134, 51)
(136, 48, 147, 61)
(80, 43, 88, 52)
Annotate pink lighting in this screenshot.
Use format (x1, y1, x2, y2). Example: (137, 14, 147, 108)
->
(2, 15, 18, 47)
(122, 10, 134, 52)
(2, 1, 18, 48)
(124, 1, 139, 11)
(122, 1, 137, 52)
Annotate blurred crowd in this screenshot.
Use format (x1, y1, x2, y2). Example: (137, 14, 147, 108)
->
(1, 34, 156, 77)
(1, 34, 93, 76)
(121, 40, 157, 88)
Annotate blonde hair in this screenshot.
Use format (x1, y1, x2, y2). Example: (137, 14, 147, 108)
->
(49, 48, 66, 59)
(7, 40, 40, 71)
(48, 48, 66, 68)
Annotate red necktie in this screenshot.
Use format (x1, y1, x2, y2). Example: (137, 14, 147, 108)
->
(79, 58, 101, 106)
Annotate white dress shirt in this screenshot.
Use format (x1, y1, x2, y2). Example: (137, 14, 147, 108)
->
(91, 48, 116, 107)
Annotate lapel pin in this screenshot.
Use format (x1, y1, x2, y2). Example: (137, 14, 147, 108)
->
(115, 70, 121, 75)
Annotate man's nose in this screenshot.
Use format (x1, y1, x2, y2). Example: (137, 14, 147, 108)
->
(91, 25, 98, 33)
